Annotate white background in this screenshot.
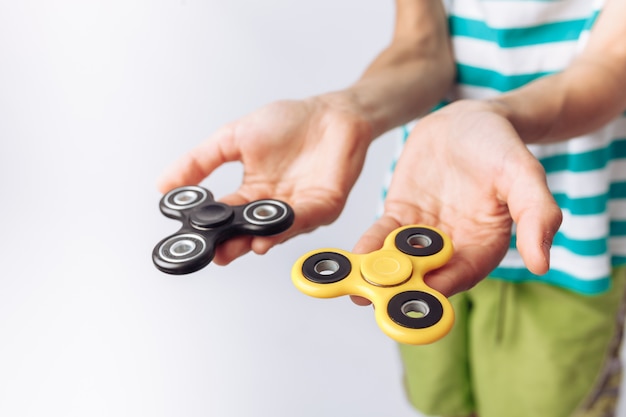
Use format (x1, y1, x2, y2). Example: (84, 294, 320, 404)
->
(0, 1, 422, 416)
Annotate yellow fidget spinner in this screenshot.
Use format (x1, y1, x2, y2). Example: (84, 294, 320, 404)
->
(291, 225, 454, 345)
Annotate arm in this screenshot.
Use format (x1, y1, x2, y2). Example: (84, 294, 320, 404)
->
(490, 0, 626, 143)
(338, 0, 454, 138)
(354, 0, 626, 297)
(158, 0, 453, 265)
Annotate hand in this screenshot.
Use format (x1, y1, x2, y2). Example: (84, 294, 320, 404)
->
(352, 99, 562, 300)
(158, 95, 374, 265)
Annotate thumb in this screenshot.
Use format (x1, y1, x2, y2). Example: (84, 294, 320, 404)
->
(502, 156, 563, 275)
(350, 215, 402, 306)
(157, 127, 238, 194)
(352, 215, 402, 254)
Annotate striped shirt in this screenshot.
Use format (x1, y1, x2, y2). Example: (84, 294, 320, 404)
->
(389, 0, 626, 294)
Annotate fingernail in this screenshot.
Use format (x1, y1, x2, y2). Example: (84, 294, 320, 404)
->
(542, 238, 552, 267)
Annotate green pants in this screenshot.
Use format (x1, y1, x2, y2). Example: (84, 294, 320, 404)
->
(399, 268, 626, 417)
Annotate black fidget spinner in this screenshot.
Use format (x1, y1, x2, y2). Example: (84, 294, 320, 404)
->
(153, 185, 295, 274)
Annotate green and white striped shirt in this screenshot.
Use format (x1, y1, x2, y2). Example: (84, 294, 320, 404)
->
(391, 0, 626, 294)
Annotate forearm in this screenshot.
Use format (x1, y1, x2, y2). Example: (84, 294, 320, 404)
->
(348, 40, 455, 139)
(488, 0, 626, 144)
(490, 57, 626, 144)
(318, 0, 455, 141)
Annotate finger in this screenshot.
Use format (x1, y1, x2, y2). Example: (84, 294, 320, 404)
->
(247, 196, 345, 255)
(211, 192, 256, 265)
(423, 248, 490, 297)
(349, 295, 372, 306)
(347, 215, 403, 306)
(501, 156, 563, 275)
(213, 191, 343, 263)
(352, 215, 402, 254)
(157, 126, 239, 193)
(213, 236, 253, 266)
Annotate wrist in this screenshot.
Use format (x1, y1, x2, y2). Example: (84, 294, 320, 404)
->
(448, 98, 550, 144)
(312, 90, 378, 143)
(317, 86, 409, 140)
(485, 95, 553, 144)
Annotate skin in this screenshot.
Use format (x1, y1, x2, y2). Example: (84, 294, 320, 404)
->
(158, 0, 626, 300)
(158, 0, 453, 271)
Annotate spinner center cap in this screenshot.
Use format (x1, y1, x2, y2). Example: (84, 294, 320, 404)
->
(361, 250, 413, 287)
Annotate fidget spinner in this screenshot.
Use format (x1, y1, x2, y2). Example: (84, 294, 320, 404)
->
(291, 225, 454, 345)
(153, 185, 295, 274)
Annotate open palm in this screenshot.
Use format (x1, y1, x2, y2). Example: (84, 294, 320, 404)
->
(158, 96, 374, 264)
(354, 100, 563, 297)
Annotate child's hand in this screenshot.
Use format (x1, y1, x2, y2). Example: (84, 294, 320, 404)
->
(353, 100, 563, 298)
(158, 95, 374, 265)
